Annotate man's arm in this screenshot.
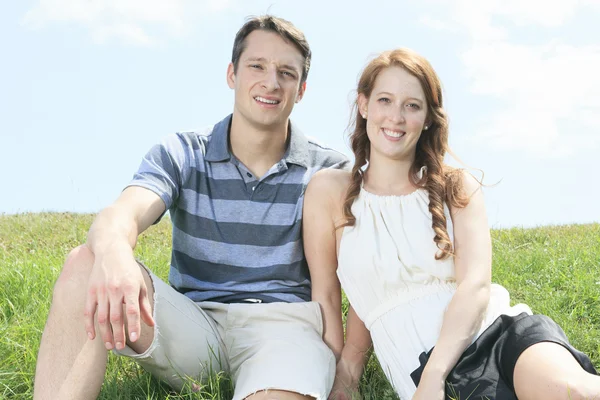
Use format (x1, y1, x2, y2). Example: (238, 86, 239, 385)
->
(84, 186, 165, 350)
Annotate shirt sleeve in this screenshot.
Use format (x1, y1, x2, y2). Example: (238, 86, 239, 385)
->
(126, 132, 191, 211)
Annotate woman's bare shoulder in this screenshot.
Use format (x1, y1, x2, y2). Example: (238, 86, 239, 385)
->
(307, 168, 353, 201)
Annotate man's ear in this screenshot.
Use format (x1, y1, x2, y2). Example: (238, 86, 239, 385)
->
(358, 93, 368, 117)
(227, 63, 236, 89)
(295, 81, 307, 103)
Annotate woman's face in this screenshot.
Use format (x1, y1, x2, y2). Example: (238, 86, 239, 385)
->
(359, 66, 429, 163)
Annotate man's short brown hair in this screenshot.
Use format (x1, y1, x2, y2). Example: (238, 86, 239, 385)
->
(231, 15, 311, 85)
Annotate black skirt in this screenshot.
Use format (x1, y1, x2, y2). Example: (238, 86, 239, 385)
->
(410, 313, 598, 400)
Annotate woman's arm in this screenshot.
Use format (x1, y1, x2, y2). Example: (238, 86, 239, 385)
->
(334, 305, 372, 396)
(303, 170, 346, 361)
(415, 171, 492, 396)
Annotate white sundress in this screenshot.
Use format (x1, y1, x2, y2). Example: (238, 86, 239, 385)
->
(336, 186, 531, 399)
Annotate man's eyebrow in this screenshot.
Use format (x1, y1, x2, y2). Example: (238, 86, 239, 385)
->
(244, 57, 300, 73)
(280, 64, 300, 73)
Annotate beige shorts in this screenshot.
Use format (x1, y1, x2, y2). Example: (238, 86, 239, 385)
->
(115, 268, 336, 400)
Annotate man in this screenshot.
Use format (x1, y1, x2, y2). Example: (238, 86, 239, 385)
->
(34, 15, 348, 400)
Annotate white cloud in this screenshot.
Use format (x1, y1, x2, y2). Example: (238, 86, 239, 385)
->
(486, 0, 576, 27)
(92, 23, 154, 46)
(418, 16, 453, 32)
(22, 0, 235, 46)
(421, 0, 600, 158)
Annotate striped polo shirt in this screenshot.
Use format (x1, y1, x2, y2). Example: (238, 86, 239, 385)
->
(129, 114, 349, 303)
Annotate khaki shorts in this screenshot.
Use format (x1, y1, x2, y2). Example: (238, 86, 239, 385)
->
(115, 268, 336, 400)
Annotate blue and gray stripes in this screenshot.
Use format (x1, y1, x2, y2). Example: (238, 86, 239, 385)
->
(128, 114, 349, 303)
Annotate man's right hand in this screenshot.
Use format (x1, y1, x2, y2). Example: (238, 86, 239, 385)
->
(83, 244, 154, 351)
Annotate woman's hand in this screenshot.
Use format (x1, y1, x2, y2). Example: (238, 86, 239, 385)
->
(329, 377, 360, 400)
(328, 358, 361, 400)
(329, 378, 359, 400)
(412, 374, 445, 400)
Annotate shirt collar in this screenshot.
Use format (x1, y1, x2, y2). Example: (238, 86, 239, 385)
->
(204, 115, 232, 162)
(283, 120, 309, 168)
(204, 114, 310, 169)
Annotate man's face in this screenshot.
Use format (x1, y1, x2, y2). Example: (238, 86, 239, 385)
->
(227, 30, 306, 131)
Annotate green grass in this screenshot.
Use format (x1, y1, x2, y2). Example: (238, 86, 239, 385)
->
(1, 213, 599, 399)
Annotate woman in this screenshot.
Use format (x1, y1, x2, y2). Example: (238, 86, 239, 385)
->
(303, 48, 600, 399)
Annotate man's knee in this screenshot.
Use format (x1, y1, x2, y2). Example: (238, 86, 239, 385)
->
(52, 244, 94, 303)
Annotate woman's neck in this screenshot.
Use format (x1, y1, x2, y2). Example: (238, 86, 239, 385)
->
(363, 154, 418, 196)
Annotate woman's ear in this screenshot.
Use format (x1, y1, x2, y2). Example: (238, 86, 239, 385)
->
(358, 93, 368, 119)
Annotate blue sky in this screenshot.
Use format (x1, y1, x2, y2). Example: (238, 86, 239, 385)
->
(1, 0, 599, 228)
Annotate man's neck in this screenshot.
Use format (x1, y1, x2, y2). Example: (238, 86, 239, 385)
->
(229, 113, 289, 179)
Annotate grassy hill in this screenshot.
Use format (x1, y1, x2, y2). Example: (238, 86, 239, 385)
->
(1, 213, 599, 399)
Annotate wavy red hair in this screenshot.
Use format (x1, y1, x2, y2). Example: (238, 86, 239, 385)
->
(342, 48, 469, 260)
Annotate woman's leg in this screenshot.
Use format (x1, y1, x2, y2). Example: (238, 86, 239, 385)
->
(513, 342, 600, 400)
